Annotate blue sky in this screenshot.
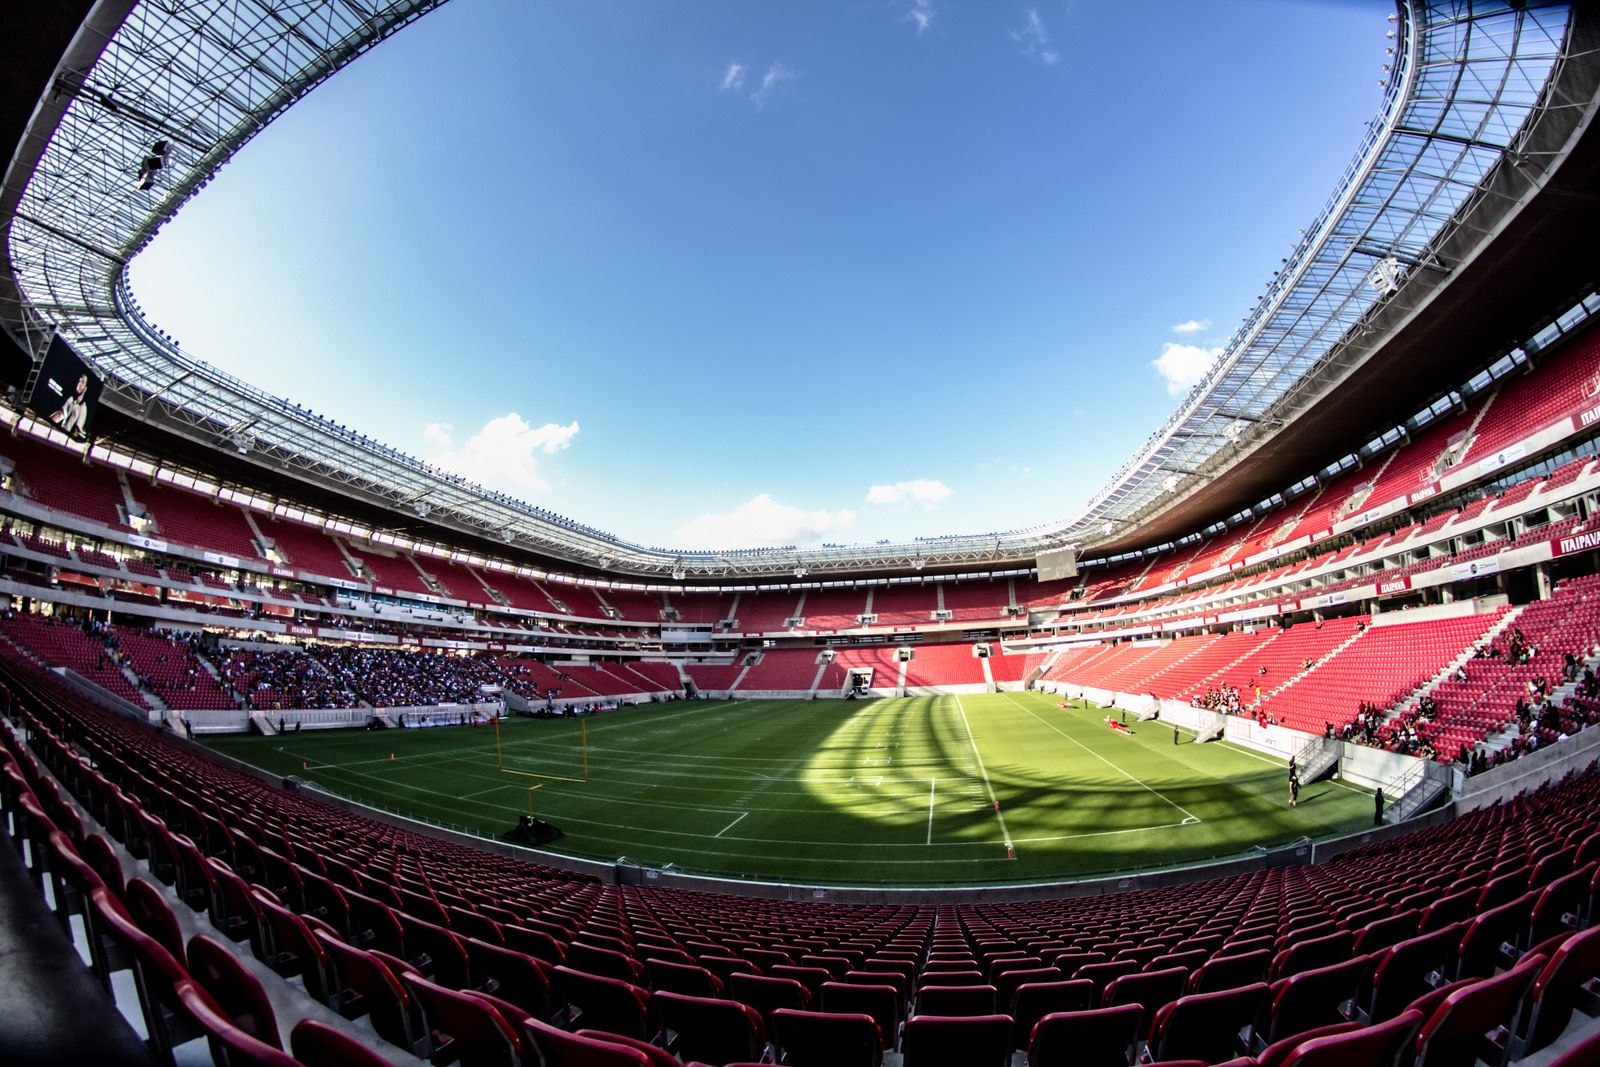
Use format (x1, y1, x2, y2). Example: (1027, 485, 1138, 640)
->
(128, 0, 1392, 550)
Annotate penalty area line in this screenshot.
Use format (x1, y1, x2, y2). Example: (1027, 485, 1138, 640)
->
(1003, 692, 1203, 825)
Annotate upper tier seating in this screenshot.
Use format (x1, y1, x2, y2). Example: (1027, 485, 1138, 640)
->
(601, 590, 664, 623)
(343, 543, 433, 597)
(482, 574, 564, 613)
(663, 592, 728, 626)
(1, 432, 128, 529)
(1460, 326, 1600, 468)
(940, 580, 1013, 621)
(540, 582, 610, 620)
(257, 517, 357, 581)
(733, 592, 801, 633)
(802, 588, 869, 630)
(870, 585, 937, 625)
(131, 481, 261, 560)
(416, 556, 493, 602)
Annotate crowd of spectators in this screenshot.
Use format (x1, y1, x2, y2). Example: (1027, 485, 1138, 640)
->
(215, 645, 514, 709)
(1192, 683, 1243, 715)
(216, 647, 356, 710)
(316, 646, 506, 707)
(1343, 700, 1396, 748)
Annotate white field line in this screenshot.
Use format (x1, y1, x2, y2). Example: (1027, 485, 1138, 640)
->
(954, 696, 1015, 855)
(714, 811, 749, 838)
(927, 778, 937, 845)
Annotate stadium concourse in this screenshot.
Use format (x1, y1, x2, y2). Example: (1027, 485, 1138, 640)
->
(8, 0, 1600, 1065)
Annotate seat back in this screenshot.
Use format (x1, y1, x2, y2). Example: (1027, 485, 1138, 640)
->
(1269, 931, 1353, 981)
(1103, 966, 1188, 1038)
(771, 1008, 883, 1067)
(729, 972, 810, 1026)
(43, 828, 101, 931)
(1366, 923, 1465, 1022)
(125, 875, 187, 961)
(646, 958, 723, 997)
(251, 888, 335, 1004)
(464, 936, 553, 1019)
(1265, 953, 1371, 1045)
(1456, 891, 1537, 979)
(1190, 949, 1272, 993)
(1254, 1021, 1365, 1067)
(1151, 982, 1269, 1063)
(289, 1018, 404, 1067)
(653, 990, 765, 1067)
(996, 966, 1063, 1010)
(568, 941, 646, 985)
(820, 981, 899, 1048)
(1414, 953, 1546, 1067)
(313, 927, 422, 1052)
(1009, 979, 1094, 1050)
(1279, 1008, 1423, 1067)
(78, 831, 124, 902)
(205, 855, 263, 951)
(915, 982, 997, 1016)
(402, 971, 524, 1067)
(1523, 924, 1600, 1054)
(176, 980, 300, 1067)
(902, 1013, 1012, 1067)
(1026, 1004, 1143, 1067)
(1076, 958, 1141, 997)
(522, 1017, 652, 1066)
(89, 885, 203, 1060)
(1352, 910, 1422, 957)
(1530, 862, 1599, 947)
(185, 933, 282, 1050)
(552, 964, 654, 1041)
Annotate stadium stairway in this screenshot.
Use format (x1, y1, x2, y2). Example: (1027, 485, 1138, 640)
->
(1381, 606, 1526, 732)
(1381, 758, 1455, 824)
(1292, 734, 1340, 784)
(1258, 625, 1367, 705)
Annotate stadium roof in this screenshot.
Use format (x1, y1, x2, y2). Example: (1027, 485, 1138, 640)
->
(0, 0, 1590, 580)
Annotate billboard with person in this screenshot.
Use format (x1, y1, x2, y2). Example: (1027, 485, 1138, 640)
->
(27, 335, 102, 440)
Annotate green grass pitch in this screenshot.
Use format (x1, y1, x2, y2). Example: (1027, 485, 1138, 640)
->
(203, 691, 1375, 886)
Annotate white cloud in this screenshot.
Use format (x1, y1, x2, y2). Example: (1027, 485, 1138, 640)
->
(1010, 7, 1059, 65)
(901, 0, 936, 34)
(1153, 342, 1224, 395)
(719, 63, 745, 92)
(425, 413, 579, 496)
(866, 478, 955, 509)
(751, 62, 796, 109)
(1170, 318, 1212, 335)
(673, 494, 857, 549)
